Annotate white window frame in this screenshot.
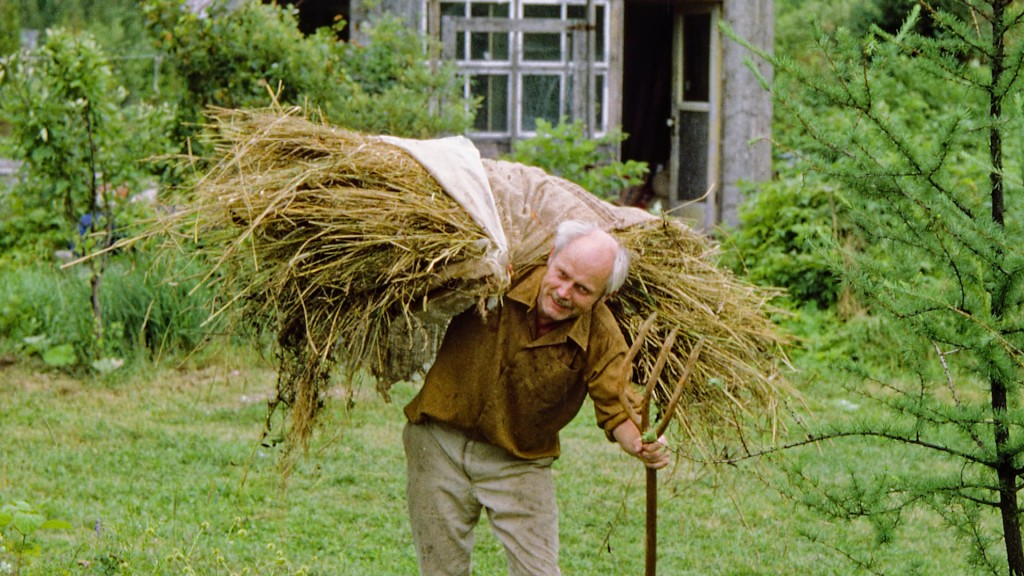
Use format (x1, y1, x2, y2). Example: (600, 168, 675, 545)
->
(433, 0, 610, 144)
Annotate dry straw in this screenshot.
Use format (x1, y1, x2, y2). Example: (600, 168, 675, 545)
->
(610, 219, 791, 455)
(161, 105, 499, 452)
(157, 104, 792, 460)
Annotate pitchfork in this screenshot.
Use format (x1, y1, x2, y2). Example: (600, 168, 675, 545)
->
(620, 313, 705, 576)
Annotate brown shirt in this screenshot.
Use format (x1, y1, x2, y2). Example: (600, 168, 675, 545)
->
(404, 267, 633, 460)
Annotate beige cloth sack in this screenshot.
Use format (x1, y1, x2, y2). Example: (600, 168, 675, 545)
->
(482, 158, 654, 270)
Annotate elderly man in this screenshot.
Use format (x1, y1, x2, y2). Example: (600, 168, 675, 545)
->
(403, 219, 669, 576)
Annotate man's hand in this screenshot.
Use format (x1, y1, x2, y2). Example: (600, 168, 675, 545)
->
(612, 420, 671, 470)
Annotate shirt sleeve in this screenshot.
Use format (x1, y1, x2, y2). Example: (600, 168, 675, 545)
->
(586, 309, 639, 440)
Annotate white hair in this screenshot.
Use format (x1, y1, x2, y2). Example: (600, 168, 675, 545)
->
(551, 220, 632, 296)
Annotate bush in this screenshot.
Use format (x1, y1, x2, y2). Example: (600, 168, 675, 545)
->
(328, 14, 474, 137)
(144, 0, 332, 144)
(720, 174, 851, 309)
(0, 1, 18, 56)
(504, 118, 648, 200)
(0, 27, 175, 261)
(144, 1, 473, 153)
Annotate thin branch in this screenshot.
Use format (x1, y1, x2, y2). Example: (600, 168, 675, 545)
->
(934, 341, 962, 405)
(708, 429, 996, 469)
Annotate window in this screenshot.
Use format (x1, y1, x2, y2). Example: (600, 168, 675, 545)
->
(438, 0, 609, 142)
(673, 9, 719, 204)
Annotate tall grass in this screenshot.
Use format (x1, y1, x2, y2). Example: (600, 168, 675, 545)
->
(0, 254, 225, 365)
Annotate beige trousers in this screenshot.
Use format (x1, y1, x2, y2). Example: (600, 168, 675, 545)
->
(403, 420, 561, 576)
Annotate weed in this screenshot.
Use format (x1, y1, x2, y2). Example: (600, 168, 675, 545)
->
(0, 499, 72, 575)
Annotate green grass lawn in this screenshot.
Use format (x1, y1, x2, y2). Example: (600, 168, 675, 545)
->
(0, 354, 980, 575)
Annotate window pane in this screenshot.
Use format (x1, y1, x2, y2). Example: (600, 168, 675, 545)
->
(523, 33, 561, 61)
(524, 4, 560, 18)
(441, 2, 466, 17)
(522, 75, 562, 131)
(471, 2, 509, 18)
(563, 73, 603, 130)
(523, 0, 563, 63)
(566, 4, 605, 61)
(470, 31, 509, 61)
(683, 13, 711, 102)
(678, 111, 709, 200)
(463, 3, 510, 62)
(471, 74, 509, 132)
(441, 2, 467, 59)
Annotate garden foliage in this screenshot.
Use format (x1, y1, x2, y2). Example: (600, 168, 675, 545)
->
(143, 0, 473, 152)
(504, 118, 648, 201)
(0, 25, 177, 365)
(721, 174, 849, 309)
(0, 3, 18, 57)
(732, 1, 1024, 572)
(0, 27, 174, 259)
(0, 0, 476, 371)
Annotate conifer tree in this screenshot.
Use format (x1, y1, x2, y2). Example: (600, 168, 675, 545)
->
(734, 1, 1024, 572)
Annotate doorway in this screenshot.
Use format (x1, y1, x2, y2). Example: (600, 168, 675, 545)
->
(620, 2, 673, 183)
(621, 1, 721, 222)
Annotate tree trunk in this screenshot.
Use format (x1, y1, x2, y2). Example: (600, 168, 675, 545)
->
(90, 264, 104, 344)
(992, 377, 1024, 575)
(990, 0, 1006, 229)
(988, 2, 1020, 573)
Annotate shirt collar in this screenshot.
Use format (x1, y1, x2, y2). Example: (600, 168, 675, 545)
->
(508, 266, 593, 350)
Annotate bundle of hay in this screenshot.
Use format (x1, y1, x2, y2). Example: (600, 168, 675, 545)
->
(160, 106, 504, 446)
(160, 104, 791, 458)
(612, 220, 788, 449)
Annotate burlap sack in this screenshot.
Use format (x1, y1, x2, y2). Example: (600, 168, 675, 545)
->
(482, 158, 654, 271)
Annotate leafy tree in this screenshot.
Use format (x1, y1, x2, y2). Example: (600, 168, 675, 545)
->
(732, 1, 1024, 573)
(0, 27, 175, 356)
(16, 1, 156, 99)
(143, 0, 473, 153)
(143, 0, 332, 151)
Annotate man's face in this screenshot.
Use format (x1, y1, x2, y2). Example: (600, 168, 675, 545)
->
(537, 232, 615, 325)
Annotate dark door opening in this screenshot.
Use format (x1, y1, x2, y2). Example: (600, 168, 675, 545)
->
(620, 2, 673, 182)
(265, 0, 351, 40)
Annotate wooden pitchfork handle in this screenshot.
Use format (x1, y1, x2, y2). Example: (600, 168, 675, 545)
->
(645, 337, 703, 576)
(620, 313, 705, 576)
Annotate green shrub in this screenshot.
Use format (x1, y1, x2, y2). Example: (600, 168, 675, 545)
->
(144, 0, 333, 147)
(504, 118, 648, 200)
(144, 1, 473, 152)
(720, 175, 851, 309)
(328, 14, 474, 137)
(0, 1, 18, 56)
(0, 27, 175, 261)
